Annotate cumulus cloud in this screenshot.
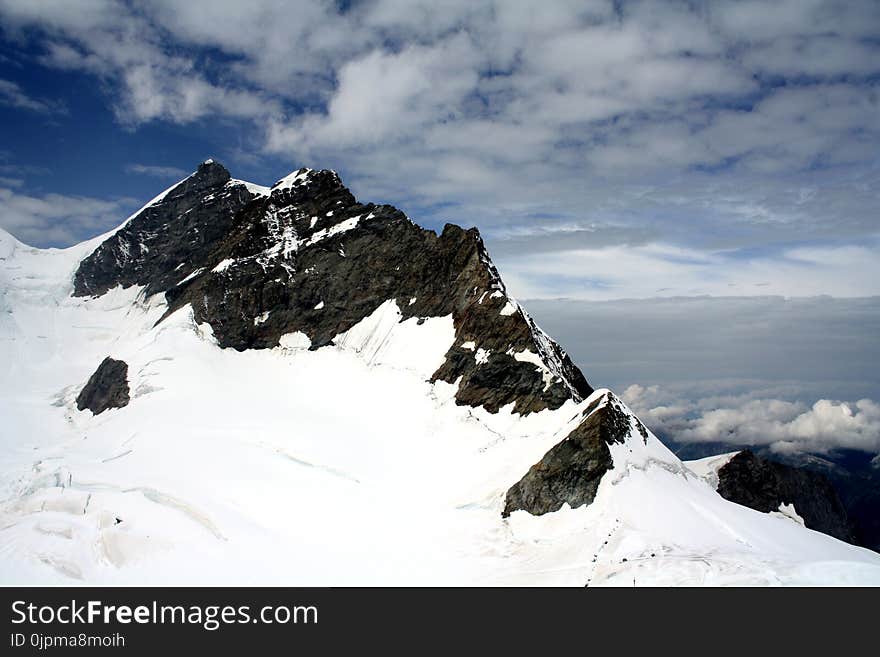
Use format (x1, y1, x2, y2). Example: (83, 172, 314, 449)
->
(266, 34, 481, 152)
(622, 384, 880, 456)
(2, 1, 877, 170)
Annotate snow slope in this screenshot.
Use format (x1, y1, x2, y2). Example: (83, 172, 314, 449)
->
(685, 452, 740, 490)
(2, 220, 880, 586)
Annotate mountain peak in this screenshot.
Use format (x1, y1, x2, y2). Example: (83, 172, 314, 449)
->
(72, 160, 257, 297)
(502, 388, 668, 517)
(271, 167, 314, 190)
(192, 158, 231, 184)
(73, 161, 592, 415)
(268, 168, 350, 210)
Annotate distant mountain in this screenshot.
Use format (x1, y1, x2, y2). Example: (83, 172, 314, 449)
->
(766, 450, 880, 553)
(669, 434, 880, 553)
(1, 161, 878, 585)
(686, 450, 855, 544)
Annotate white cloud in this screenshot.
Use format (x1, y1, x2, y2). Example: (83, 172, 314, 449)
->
(622, 383, 880, 455)
(0, 185, 135, 246)
(0, 78, 64, 114)
(741, 35, 880, 78)
(266, 35, 481, 152)
(125, 164, 188, 179)
(495, 240, 880, 300)
(708, 0, 879, 41)
(0, 0, 281, 126)
(3, 0, 875, 169)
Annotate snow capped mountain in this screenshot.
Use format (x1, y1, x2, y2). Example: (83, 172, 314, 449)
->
(686, 450, 855, 544)
(74, 160, 591, 414)
(2, 162, 879, 586)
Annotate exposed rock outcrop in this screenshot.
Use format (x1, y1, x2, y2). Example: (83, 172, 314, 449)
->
(717, 450, 856, 544)
(76, 357, 130, 415)
(74, 161, 261, 298)
(73, 162, 592, 415)
(502, 392, 643, 516)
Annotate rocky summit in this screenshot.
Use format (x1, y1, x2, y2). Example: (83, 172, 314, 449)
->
(74, 160, 591, 416)
(503, 391, 649, 517)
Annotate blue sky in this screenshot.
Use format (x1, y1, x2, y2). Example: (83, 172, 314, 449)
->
(0, 0, 879, 299)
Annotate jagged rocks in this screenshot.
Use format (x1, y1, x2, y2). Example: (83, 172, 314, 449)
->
(73, 161, 263, 298)
(72, 161, 593, 415)
(76, 357, 130, 415)
(717, 450, 855, 544)
(502, 393, 633, 517)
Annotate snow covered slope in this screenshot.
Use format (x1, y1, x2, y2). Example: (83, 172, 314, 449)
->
(2, 164, 880, 586)
(686, 452, 740, 490)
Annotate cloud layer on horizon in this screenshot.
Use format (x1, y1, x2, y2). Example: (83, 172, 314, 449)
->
(523, 295, 880, 455)
(623, 384, 880, 456)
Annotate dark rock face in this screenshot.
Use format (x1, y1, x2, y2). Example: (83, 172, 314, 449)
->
(717, 450, 856, 544)
(74, 161, 262, 298)
(502, 393, 633, 517)
(76, 357, 130, 415)
(754, 450, 880, 554)
(73, 162, 593, 415)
